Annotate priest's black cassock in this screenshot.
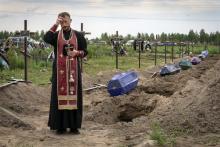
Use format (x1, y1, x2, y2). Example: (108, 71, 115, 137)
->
(44, 25, 87, 131)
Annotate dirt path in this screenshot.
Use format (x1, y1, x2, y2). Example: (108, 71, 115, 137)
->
(0, 55, 220, 147)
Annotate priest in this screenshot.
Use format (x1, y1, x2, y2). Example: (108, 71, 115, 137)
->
(44, 12, 88, 134)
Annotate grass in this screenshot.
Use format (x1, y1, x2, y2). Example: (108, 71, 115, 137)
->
(0, 52, 164, 85)
(83, 55, 164, 75)
(28, 61, 52, 85)
(0, 44, 219, 85)
(150, 123, 176, 147)
(0, 59, 52, 85)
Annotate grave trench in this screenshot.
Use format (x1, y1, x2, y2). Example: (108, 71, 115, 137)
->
(86, 92, 158, 124)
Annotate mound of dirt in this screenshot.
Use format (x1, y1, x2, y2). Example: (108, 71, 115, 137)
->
(0, 108, 32, 129)
(85, 55, 220, 136)
(0, 83, 50, 128)
(84, 90, 158, 124)
(0, 55, 219, 146)
(149, 56, 220, 135)
(0, 83, 50, 115)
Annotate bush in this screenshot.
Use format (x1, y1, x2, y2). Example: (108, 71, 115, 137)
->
(6, 48, 24, 69)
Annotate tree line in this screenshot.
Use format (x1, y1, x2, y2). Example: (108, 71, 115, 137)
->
(0, 29, 220, 45)
(99, 29, 220, 45)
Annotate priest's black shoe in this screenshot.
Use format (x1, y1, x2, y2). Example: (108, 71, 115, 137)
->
(56, 129, 66, 134)
(70, 128, 80, 135)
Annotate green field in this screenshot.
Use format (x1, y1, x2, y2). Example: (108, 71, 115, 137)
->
(0, 44, 219, 85)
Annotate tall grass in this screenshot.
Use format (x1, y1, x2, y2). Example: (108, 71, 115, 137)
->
(6, 48, 24, 69)
(0, 44, 219, 85)
(87, 44, 112, 58)
(0, 47, 52, 84)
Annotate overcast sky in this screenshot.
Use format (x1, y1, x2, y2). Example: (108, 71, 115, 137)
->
(0, 0, 220, 39)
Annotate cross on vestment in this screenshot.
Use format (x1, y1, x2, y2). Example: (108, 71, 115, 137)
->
(64, 43, 75, 59)
(65, 43, 74, 52)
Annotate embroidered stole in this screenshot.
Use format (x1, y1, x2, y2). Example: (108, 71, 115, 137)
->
(57, 29, 78, 110)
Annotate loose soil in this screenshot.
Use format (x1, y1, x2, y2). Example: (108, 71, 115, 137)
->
(0, 55, 219, 147)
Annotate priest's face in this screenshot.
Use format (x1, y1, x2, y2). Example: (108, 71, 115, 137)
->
(60, 15, 72, 31)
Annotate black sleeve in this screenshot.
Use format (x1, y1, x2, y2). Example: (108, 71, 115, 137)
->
(43, 31, 58, 47)
(75, 31, 88, 57)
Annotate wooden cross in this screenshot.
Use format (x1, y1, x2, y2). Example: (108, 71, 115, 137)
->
(80, 23, 91, 36)
(137, 33, 144, 68)
(79, 23, 91, 73)
(154, 34, 159, 66)
(111, 31, 123, 69)
(23, 20, 29, 82)
(16, 20, 35, 82)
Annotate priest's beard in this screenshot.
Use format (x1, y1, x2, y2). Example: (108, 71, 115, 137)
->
(62, 26, 71, 31)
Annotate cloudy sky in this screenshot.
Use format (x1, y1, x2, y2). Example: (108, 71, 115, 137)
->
(0, 0, 220, 39)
